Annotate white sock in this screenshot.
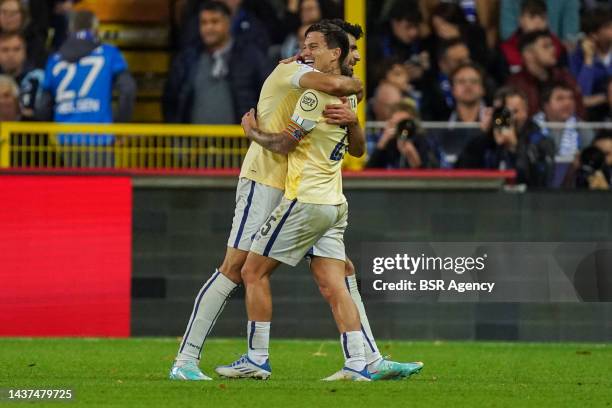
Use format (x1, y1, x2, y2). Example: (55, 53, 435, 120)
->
(176, 269, 237, 364)
(346, 274, 383, 367)
(341, 331, 367, 371)
(247, 321, 270, 365)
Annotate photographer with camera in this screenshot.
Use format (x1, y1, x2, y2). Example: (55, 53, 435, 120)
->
(571, 130, 612, 190)
(366, 99, 442, 169)
(456, 86, 555, 187)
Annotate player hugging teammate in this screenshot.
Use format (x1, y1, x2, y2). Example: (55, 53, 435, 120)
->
(170, 16, 423, 382)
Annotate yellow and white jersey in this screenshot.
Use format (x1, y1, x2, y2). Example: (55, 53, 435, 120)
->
(239, 61, 314, 190)
(284, 89, 358, 205)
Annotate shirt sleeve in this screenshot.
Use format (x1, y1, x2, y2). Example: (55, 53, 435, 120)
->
(290, 62, 316, 89)
(41, 56, 54, 93)
(284, 89, 325, 141)
(109, 46, 128, 76)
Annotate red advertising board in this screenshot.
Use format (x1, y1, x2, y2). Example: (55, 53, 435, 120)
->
(0, 176, 132, 337)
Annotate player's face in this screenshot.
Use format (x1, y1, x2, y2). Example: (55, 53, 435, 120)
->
(342, 34, 360, 76)
(199, 10, 230, 49)
(0, 36, 25, 74)
(302, 31, 340, 73)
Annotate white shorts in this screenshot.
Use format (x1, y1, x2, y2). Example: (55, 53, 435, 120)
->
(227, 178, 284, 251)
(250, 197, 348, 266)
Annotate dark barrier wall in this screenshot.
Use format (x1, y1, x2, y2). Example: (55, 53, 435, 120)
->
(133, 187, 612, 341)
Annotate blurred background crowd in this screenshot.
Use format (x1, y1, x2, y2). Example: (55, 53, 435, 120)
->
(0, 0, 611, 188)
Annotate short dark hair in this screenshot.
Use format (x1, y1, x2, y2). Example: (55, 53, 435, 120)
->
(541, 82, 574, 105)
(494, 85, 528, 104)
(450, 61, 485, 86)
(70, 10, 97, 32)
(305, 22, 350, 66)
(582, 7, 612, 35)
(0, 31, 25, 45)
(389, 0, 422, 25)
(437, 37, 469, 61)
(518, 29, 551, 53)
(323, 18, 363, 40)
(199, 0, 231, 17)
(431, 2, 468, 28)
(594, 129, 612, 143)
(520, 0, 547, 17)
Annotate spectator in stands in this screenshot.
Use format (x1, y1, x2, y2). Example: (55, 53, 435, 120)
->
(417, 0, 501, 49)
(569, 7, 612, 121)
(449, 62, 489, 124)
(456, 86, 555, 187)
(500, 0, 579, 43)
(36, 10, 136, 167)
(507, 30, 584, 117)
(418, 38, 470, 121)
(280, 0, 323, 60)
(574, 130, 612, 189)
(0, 32, 43, 120)
(368, 81, 402, 123)
(0, 0, 46, 68)
(367, 0, 428, 94)
(0, 73, 19, 120)
(373, 58, 422, 106)
(180, 0, 313, 52)
(423, 2, 488, 72)
(48, 0, 81, 51)
(163, 1, 271, 124)
(532, 82, 594, 157)
(366, 99, 441, 169)
(500, 0, 566, 75)
(438, 62, 490, 160)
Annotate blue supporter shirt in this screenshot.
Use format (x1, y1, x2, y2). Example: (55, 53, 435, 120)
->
(42, 44, 127, 144)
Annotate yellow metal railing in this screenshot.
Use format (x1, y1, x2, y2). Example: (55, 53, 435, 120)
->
(0, 122, 249, 169)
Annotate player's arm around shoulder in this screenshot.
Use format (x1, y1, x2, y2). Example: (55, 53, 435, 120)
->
(299, 71, 362, 97)
(240, 89, 323, 155)
(323, 95, 365, 157)
(240, 109, 298, 155)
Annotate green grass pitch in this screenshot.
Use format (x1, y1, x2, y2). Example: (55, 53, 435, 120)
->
(0, 338, 610, 407)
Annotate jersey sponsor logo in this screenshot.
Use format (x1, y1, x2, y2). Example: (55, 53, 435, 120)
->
(300, 91, 318, 112)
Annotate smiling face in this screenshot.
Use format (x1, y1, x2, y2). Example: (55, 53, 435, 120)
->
(342, 33, 360, 76)
(301, 31, 341, 74)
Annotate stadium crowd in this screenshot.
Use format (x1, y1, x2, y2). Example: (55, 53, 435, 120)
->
(0, 0, 611, 188)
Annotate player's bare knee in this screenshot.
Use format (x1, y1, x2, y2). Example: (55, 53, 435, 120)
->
(240, 263, 264, 286)
(219, 264, 242, 284)
(317, 283, 333, 303)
